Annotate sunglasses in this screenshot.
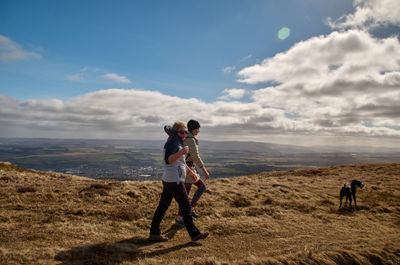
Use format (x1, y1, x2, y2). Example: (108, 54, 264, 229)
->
(178, 130, 188, 135)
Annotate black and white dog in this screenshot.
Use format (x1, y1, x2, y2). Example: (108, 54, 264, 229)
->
(339, 180, 365, 210)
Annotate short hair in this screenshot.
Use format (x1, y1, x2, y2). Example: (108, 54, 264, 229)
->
(172, 121, 186, 132)
(187, 120, 200, 132)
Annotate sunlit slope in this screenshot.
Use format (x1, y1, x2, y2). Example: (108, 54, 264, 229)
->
(1, 162, 399, 264)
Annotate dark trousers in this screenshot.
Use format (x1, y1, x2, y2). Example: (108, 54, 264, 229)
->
(150, 181, 200, 238)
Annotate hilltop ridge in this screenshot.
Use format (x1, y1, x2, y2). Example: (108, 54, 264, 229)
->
(1, 161, 400, 264)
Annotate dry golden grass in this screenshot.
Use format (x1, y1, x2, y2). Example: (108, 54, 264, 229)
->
(1, 161, 399, 265)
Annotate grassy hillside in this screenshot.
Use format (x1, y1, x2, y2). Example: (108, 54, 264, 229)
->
(0, 162, 399, 264)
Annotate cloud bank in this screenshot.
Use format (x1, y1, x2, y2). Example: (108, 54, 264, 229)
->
(1, 68, 399, 146)
(238, 30, 400, 139)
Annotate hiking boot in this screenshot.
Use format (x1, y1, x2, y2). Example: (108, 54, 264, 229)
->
(191, 207, 199, 218)
(149, 234, 169, 242)
(191, 231, 209, 241)
(175, 216, 185, 227)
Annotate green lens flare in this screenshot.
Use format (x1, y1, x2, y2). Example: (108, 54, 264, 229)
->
(278, 27, 290, 40)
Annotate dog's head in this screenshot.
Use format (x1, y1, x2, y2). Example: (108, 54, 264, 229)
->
(351, 180, 365, 189)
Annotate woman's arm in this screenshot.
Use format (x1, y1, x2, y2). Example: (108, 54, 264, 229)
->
(168, 146, 188, 164)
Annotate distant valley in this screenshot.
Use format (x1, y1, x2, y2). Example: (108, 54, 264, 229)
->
(0, 138, 399, 180)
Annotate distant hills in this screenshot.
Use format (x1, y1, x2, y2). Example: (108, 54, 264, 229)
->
(1, 137, 399, 154)
(0, 138, 399, 180)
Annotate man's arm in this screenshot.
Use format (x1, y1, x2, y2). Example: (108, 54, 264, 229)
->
(201, 166, 210, 180)
(185, 138, 204, 168)
(185, 138, 210, 179)
(186, 165, 199, 181)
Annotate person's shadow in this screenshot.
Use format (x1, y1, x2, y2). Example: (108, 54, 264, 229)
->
(55, 224, 200, 264)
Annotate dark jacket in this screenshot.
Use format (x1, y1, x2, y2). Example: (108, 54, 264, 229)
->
(164, 133, 183, 164)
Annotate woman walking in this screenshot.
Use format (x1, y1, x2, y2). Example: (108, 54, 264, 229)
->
(149, 121, 209, 242)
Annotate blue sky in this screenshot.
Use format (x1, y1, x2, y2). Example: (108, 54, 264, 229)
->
(0, 0, 352, 101)
(1, 0, 400, 147)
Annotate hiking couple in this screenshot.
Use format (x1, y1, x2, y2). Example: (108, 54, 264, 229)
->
(149, 120, 210, 242)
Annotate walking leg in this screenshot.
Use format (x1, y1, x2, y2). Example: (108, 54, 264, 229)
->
(150, 182, 173, 236)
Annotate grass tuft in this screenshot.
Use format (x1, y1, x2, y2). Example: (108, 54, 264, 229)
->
(231, 195, 251, 207)
(90, 183, 112, 190)
(109, 206, 142, 221)
(263, 196, 274, 205)
(0, 176, 11, 182)
(79, 183, 112, 197)
(17, 186, 36, 193)
(127, 190, 140, 198)
(318, 198, 335, 206)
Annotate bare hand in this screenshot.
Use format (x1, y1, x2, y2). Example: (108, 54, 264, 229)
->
(203, 168, 210, 180)
(180, 146, 189, 155)
(191, 173, 198, 181)
(186, 165, 198, 181)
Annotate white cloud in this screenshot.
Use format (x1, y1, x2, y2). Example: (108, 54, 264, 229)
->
(102, 73, 131, 84)
(0, 35, 42, 62)
(238, 30, 400, 85)
(238, 30, 400, 139)
(327, 0, 400, 30)
(66, 73, 85, 82)
(222, 66, 236, 74)
(218, 88, 246, 100)
(241, 54, 252, 61)
(222, 55, 252, 74)
(67, 66, 93, 82)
